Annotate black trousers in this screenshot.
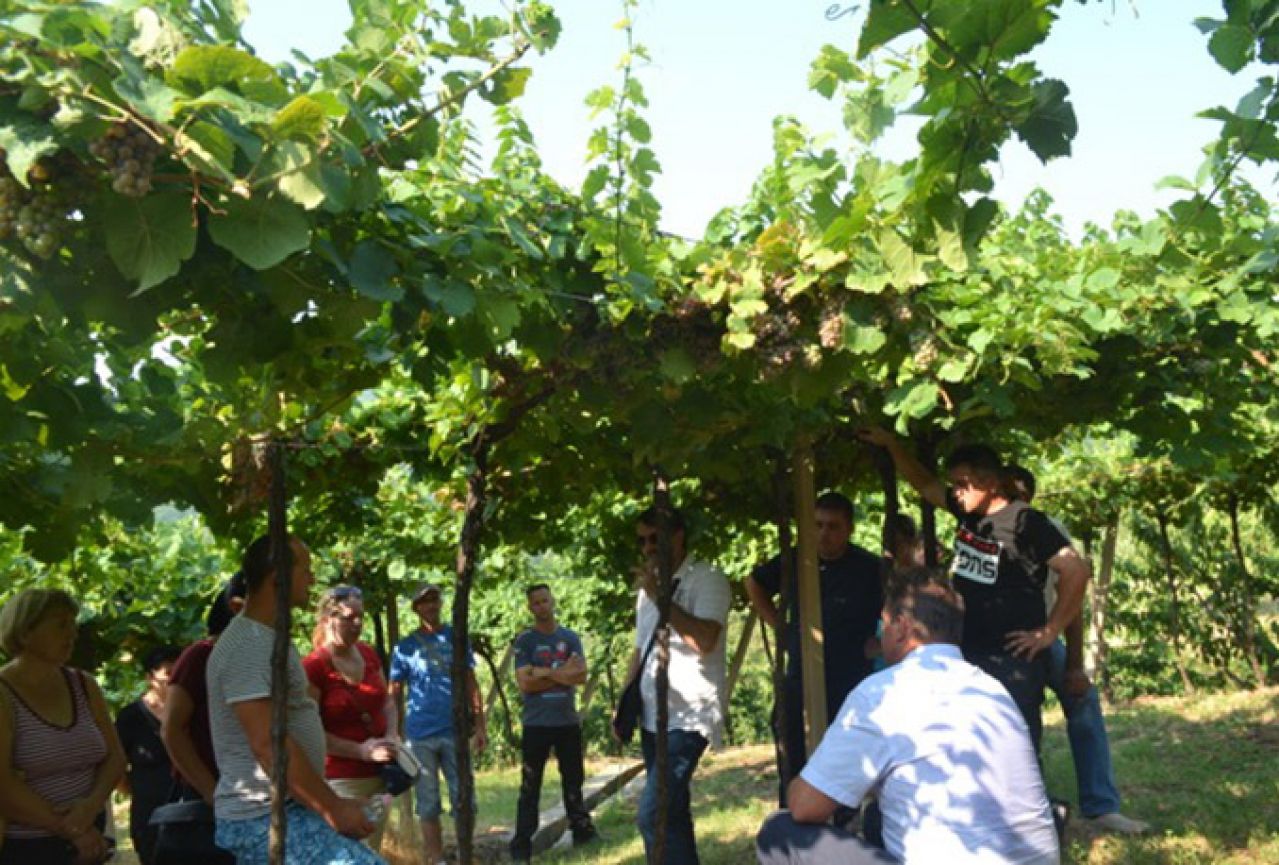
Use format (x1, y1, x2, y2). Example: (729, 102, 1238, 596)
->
(510, 724, 595, 858)
(964, 648, 1049, 753)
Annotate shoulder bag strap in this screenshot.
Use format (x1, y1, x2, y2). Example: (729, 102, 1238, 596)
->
(633, 578, 681, 678)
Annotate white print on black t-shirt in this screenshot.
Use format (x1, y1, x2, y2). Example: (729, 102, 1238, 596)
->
(952, 527, 1001, 585)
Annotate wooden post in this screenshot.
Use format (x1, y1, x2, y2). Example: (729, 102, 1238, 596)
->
(723, 610, 758, 720)
(267, 443, 292, 865)
(386, 571, 401, 678)
(1091, 516, 1118, 700)
(578, 668, 601, 713)
(792, 437, 826, 757)
(916, 438, 939, 567)
(452, 439, 490, 865)
(484, 641, 514, 719)
(770, 456, 794, 791)
(1156, 512, 1194, 694)
(1227, 493, 1267, 688)
(651, 468, 676, 865)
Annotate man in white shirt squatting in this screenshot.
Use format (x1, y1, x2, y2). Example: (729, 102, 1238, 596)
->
(756, 568, 1059, 865)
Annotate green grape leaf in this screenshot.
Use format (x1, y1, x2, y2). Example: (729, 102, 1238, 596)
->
(1014, 79, 1077, 162)
(208, 195, 311, 270)
(168, 45, 286, 103)
(844, 324, 887, 354)
(1208, 23, 1253, 73)
(271, 96, 328, 142)
(482, 67, 533, 105)
(0, 110, 59, 188)
(112, 73, 181, 123)
(102, 193, 198, 292)
(887, 380, 939, 422)
(348, 241, 402, 302)
(659, 347, 696, 383)
(858, 1, 919, 58)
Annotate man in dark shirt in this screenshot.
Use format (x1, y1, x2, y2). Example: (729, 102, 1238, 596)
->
(858, 428, 1090, 752)
(509, 584, 596, 863)
(747, 491, 884, 801)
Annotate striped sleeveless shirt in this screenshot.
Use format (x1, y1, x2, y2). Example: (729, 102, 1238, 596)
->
(1, 667, 107, 839)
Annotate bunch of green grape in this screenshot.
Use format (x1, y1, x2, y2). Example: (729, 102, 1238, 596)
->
(89, 122, 160, 197)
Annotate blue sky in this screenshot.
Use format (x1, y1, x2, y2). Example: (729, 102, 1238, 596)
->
(243, 1, 1273, 238)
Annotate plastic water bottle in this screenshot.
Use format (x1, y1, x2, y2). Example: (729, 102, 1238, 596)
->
(364, 793, 391, 825)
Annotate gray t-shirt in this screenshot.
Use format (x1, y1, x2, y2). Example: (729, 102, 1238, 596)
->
(513, 625, 584, 728)
(207, 615, 326, 821)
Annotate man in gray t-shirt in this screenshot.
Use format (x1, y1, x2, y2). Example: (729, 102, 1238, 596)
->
(207, 535, 382, 865)
(508, 584, 597, 863)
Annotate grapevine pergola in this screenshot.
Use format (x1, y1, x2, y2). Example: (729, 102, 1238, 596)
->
(2, 0, 1278, 862)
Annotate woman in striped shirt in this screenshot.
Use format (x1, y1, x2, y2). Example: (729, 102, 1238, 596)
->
(0, 588, 125, 865)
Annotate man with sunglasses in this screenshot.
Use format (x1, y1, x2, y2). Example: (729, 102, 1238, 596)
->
(389, 583, 485, 865)
(857, 428, 1090, 756)
(622, 506, 731, 865)
(747, 491, 884, 804)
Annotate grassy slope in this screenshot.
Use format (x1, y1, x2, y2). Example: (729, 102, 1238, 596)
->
(111, 687, 1279, 864)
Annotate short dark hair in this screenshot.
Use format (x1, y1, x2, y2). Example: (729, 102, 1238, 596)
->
(884, 567, 964, 645)
(525, 583, 551, 599)
(142, 645, 182, 673)
(815, 491, 854, 524)
(241, 536, 300, 594)
(944, 443, 1003, 478)
(206, 572, 246, 636)
(885, 514, 918, 545)
(1004, 464, 1036, 502)
(637, 505, 686, 535)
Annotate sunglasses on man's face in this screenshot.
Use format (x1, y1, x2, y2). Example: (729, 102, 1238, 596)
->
(637, 531, 659, 549)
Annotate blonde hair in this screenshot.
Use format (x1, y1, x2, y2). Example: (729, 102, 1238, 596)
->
(310, 590, 364, 650)
(0, 588, 79, 657)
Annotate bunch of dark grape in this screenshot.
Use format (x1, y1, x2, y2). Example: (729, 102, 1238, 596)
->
(889, 294, 914, 324)
(817, 297, 845, 350)
(89, 123, 160, 197)
(661, 297, 724, 368)
(754, 306, 805, 376)
(910, 331, 941, 369)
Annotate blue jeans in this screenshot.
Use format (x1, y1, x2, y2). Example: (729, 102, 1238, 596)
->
(410, 735, 463, 820)
(756, 811, 899, 864)
(638, 728, 709, 865)
(1047, 639, 1122, 817)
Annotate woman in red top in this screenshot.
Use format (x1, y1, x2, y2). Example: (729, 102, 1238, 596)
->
(303, 585, 398, 852)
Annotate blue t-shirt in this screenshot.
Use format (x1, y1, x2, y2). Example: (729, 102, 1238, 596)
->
(513, 625, 584, 728)
(389, 626, 475, 740)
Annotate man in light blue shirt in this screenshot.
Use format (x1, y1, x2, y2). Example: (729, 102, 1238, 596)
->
(757, 568, 1059, 865)
(389, 583, 485, 865)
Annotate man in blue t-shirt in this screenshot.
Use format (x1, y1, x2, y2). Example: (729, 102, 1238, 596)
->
(389, 582, 486, 865)
(508, 584, 597, 863)
(747, 491, 885, 805)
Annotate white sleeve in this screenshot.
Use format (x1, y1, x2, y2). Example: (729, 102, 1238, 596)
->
(799, 686, 892, 808)
(687, 566, 731, 626)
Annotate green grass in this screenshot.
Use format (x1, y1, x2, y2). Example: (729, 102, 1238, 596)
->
(113, 687, 1279, 864)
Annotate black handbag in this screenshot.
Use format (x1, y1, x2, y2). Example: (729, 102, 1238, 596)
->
(611, 581, 679, 744)
(150, 798, 234, 865)
(380, 742, 423, 796)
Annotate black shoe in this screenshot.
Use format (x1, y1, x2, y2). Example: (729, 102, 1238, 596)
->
(1050, 798, 1071, 842)
(572, 827, 600, 846)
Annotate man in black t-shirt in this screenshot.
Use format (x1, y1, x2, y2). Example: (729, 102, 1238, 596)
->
(858, 428, 1090, 752)
(747, 491, 884, 802)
